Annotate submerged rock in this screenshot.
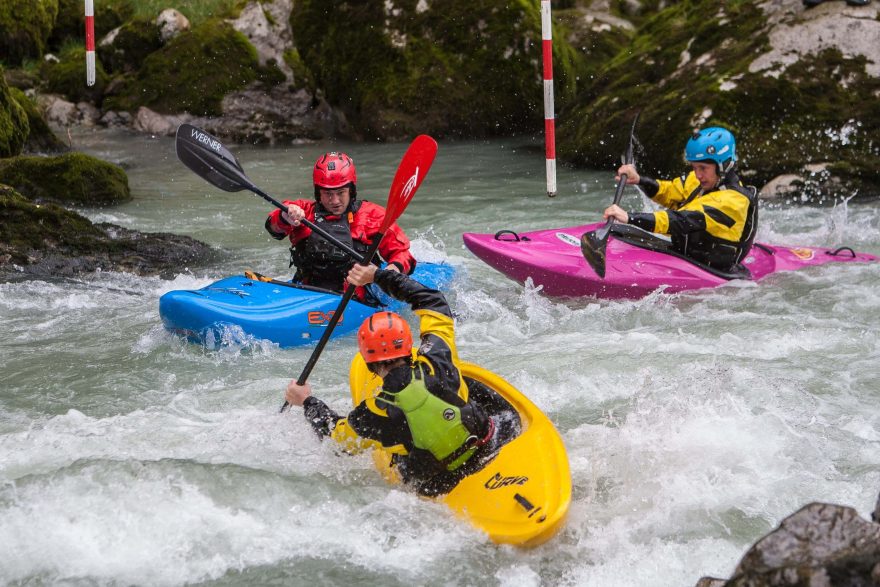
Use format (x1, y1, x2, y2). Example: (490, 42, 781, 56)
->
(0, 184, 218, 279)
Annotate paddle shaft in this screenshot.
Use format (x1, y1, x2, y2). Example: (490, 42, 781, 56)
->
(595, 172, 628, 241)
(250, 184, 367, 263)
(279, 232, 388, 412)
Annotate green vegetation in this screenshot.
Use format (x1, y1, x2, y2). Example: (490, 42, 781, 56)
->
(0, 0, 59, 66)
(292, 0, 583, 140)
(0, 68, 29, 158)
(42, 46, 109, 104)
(103, 19, 258, 115)
(0, 152, 131, 206)
(97, 17, 163, 74)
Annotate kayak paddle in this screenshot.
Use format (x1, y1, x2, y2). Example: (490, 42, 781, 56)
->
(580, 112, 641, 278)
(280, 134, 438, 412)
(175, 123, 366, 262)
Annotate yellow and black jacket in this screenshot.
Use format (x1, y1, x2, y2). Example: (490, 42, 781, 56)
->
(301, 270, 491, 490)
(628, 169, 757, 270)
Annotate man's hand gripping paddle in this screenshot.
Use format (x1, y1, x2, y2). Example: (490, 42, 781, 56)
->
(175, 123, 367, 262)
(280, 135, 438, 413)
(580, 112, 641, 278)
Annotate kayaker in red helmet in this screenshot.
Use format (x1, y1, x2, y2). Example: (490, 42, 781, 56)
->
(265, 152, 416, 298)
(603, 127, 758, 272)
(284, 263, 507, 497)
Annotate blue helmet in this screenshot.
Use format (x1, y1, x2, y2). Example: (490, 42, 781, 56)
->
(685, 127, 736, 173)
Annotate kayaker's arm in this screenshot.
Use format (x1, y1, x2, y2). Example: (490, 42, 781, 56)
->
(372, 268, 451, 317)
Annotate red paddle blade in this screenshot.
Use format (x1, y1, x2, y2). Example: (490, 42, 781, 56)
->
(381, 134, 438, 232)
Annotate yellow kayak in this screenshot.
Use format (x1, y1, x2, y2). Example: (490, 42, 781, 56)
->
(349, 353, 571, 547)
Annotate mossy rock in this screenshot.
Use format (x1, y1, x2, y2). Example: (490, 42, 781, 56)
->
(0, 152, 130, 206)
(97, 18, 163, 74)
(557, 0, 880, 198)
(8, 87, 66, 153)
(291, 0, 583, 140)
(0, 183, 218, 277)
(0, 183, 106, 266)
(103, 19, 259, 116)
(0, 68, 30, 158)
(42, 47, 109, 104)
(0, 0, 59, 66)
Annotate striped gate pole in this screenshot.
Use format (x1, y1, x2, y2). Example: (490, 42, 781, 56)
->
(541, 0, 557, 197)
(85, 0, 95, 86)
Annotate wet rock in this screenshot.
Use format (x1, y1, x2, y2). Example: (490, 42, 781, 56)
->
(230, 0, 292, 79)
(0, 152, 130, 206)
(133, 106, 191, 137)
(194, 85, 347, 144)
(38, 94, 77, 126)
(696, 501, 880, 586)
(156, 8, 190, 43)
(0, 184, 218, 280)
(103, 20, 259, 117)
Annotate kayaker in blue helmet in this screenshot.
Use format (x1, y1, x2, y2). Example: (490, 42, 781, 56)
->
(284, 263, 505, 497)
(602, 126, 758, 272)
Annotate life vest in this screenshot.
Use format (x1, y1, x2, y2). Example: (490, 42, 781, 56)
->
(376, 365, 485, 471)
(671, 173, 758, 270)
(288, 201, 369, 291)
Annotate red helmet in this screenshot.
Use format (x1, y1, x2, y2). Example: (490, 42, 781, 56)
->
(313, 152, 356, 189)
(357, 311, 412, 363)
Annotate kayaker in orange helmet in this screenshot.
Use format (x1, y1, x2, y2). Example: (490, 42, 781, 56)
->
(284, 263, 509, 497)
(602, 127, 758, 272)
(265, 152, 416, 299)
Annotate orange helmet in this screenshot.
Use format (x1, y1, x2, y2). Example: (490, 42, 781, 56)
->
(357, 312, 412, 362)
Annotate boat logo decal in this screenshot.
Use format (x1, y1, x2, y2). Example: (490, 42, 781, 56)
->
(443, 408, 455, 421)
(555, 232, 581, 247)
(484, 472, 528, 490)
(308, 310, 341, 325)
(790, 247, 815, 261)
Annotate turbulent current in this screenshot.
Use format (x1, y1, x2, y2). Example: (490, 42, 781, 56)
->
(2, 130, 879, 586)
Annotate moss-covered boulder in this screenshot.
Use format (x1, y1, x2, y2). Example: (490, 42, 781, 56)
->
(41, 47, 109, 104)
(557, 0, 880, 199)
(0, 183, 218, 278)
(0, 68, 29, 158)
(0, 152, 130, 206)
(291, 0, 584, 140)
(0, 0, 59, 66)
(103, 19, 259, 116)
(97, 18, 163, 74)
(8, 87, 66, 153)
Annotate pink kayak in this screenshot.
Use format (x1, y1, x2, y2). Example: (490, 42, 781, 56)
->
(462, 223, 878, 299)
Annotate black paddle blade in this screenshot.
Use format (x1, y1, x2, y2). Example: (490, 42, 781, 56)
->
(581, 230, 607, 278)
(175, 124, 251, 193)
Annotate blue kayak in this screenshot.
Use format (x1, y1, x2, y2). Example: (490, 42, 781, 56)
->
(159, 262, 456, 348)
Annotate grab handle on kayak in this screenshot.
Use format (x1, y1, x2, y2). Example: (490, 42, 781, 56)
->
(827, 246, 856, 258)
(494, 230, 530, 242)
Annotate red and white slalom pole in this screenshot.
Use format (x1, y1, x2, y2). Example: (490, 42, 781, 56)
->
(541, 0, 557, 197)
(85, 0, 95, 86)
